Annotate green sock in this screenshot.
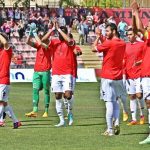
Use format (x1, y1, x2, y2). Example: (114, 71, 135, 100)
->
(44, 89, 50, 113)
(33, 106, 38, 112)
(33, 88, 39, 112)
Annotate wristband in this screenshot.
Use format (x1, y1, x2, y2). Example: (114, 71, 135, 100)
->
(58, 28, 61, 32)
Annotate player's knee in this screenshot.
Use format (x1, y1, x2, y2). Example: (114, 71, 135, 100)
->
(55, 93, 62, 99)
(136, 93, 142, 99)
(129, 94, 136, 100)
(64, 92, 72, 100)
(146, 100, 150, 108)
(0, 101, 5, 105)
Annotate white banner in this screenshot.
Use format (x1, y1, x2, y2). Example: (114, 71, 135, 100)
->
(10, 69, 97, 82)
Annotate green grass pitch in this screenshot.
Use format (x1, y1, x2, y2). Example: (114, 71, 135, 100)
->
(0, 82, 150, 150)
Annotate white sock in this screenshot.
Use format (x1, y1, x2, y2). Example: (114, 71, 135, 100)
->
(148, 109, 150, 130)
(56, 99, 64, 123)
(67, 95, 74, 114)
(137, 98, 145, 116)
(4, 105, 18, 123)
(0, 105, 4, 122)
(113, 100, 120, 126)
(63, 98, 68, 111)
(120, 95, 128, 113)
(130, 99, 137, 121)
(105, 101, 113, 132)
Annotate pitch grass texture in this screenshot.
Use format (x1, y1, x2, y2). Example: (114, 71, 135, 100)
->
(0, 83, 149, 150)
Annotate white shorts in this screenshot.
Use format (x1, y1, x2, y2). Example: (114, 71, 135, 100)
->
(100, 78, 124, 102)
(126, 78, 142, 95)
(141, 77, 150, 100)
(51, 74, 74, 93)
(0, 84, 10, 102)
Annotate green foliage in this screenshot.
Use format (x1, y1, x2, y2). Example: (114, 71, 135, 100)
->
(82, 0, 124, 8)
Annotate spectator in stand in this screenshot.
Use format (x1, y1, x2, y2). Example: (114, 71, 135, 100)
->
(58, 15, 66, 27)
(17, 20, 25, 41)
(57, 6, 64, 16)
(118, 19, 128, 40)
(16, 51, 23, 68)
(8, 8, 14, 20)
(1, 8, 7, 23)
(14, 8, 21, 22)
(77, 17, 85, 45)
(107, 16, 116, 25)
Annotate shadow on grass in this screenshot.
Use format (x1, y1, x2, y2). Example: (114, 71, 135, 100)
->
(121, 132, 149, 136)
(75, 123, 105, 126)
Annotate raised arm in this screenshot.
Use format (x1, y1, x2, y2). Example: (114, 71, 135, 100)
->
(32, 30, 48, 49)
(131, 1, 145, 34)
(0, 33, 9, 50)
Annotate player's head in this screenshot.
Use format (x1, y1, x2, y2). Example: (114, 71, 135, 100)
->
(59, 26, 68, 41)
(127, 28, 136, 43)
(105, 23, 119, 39)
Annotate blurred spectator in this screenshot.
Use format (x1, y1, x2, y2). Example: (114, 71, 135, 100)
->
(118, 19, 128, 40)
(58, 15, 66, 27)
(107, 16, 116, 24)
(16, 52, 23, 68)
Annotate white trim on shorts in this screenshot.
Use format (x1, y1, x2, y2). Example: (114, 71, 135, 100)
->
(126, 78, 142, 95)
(51, 74, 74, 93)
(100, 78, 124, 102)
(0, 84, 10, 102)
(141, 77, 150, 100)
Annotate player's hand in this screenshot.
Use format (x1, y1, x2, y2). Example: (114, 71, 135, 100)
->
(30, 22, 36, 31)
(95, 27, 102, 37)
(130, 0, 139, 11)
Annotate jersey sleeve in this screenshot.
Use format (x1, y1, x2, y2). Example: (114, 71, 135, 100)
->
(97, 40, 110, 52)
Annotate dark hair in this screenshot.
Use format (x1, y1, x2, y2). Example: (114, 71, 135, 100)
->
(0, 32, 9, 41)
(106, 23, 120, 38)
(69, 33, 73, 39)
(60, 26, 68, 34)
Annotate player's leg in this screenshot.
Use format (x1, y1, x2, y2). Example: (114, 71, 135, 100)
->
(101, 79, 115, 136)
(126, 79, 138, 125)
(1, 85, 21, 128)
(52, 75, 65, 127)
(25, 72, 42, 117)
(139, 77, 150, 144)
(136, 78, 145, 124)
(0, 85, 5, 126)
(119, 81, 128, 121)
(0, 102, 4, 126)
(113, 99, 120, 135)
(42, 71, 50, 117)
(63, 75, 74, 125)
(4, 102, 21, 128)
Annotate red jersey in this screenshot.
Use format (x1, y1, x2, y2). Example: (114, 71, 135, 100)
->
(0, 47, 12, 85)
(124, 41, 144, 79)
(141, 31, 150, 77)
(97, 38, 126, 80)
(34, 43, 52, 72)
(49, 39, 75, 75)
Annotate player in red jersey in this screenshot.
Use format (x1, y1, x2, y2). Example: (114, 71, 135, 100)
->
(25, 23, 53, 118)
(131, 1, 150, 144)
(43, 20, 75, 127)
(0, 32, 21, 129)
(124, 28, 145, 126)
(63, 33, 82, 126)
(92, 23, 126, 136)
